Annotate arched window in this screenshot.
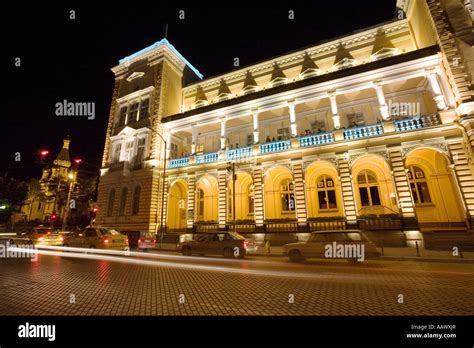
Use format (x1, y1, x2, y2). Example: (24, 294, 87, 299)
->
(357, 170, 381, 207)
(317, 175, 337, 210)
(107, 189, 115, 216)
(119, 187, 128, 216)
(197, 189, 205, 218)
(132, 186, 141, 215)
(408, 166, 432, 204)
(281, 179, 295, 211)
(248, 184, 255, 214)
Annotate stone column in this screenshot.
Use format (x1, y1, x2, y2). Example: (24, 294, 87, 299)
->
(338, 158, 357, 228)
(426, 69, 448, 111)
(252, 167, 265, 230)
(448, 141, 474, 225)
(288, 101, 298, 137)
(328, 92, 341, 130)
(292, 162, 307, 227)
(186, 175, 196, 230)
(252, 109, 260, 144)
(220, 118, 227, 150)
(166, 133, 172, 160)
(373, 81, 390, 120)
(218, 170, 227, 229)
(191, 125, 198, 154)
(388, 149, 418, 229)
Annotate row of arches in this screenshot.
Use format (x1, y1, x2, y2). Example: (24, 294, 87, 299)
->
(166, 148, 466, 229)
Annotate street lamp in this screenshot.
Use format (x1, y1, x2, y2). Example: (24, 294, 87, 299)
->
(62, 172, 75, 230)
(146, 126, 167, 247)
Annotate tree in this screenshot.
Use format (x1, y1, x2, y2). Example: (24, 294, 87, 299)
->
(0, 177, 28, 223)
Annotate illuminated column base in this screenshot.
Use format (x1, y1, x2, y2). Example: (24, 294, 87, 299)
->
(388, 149, 418, 229)
(217, 171, 227, 229)
(252, 168, 265, 227)
(332, 115, 341, 130)
(380, 105, 390, 120)
(290, 123, 298, 137)
(338, 158, 357, 227)
(186, 175, 196, 229)
(292, 163, 307, 225)
(253, 131, 259, 144)
(434, 95, 447, 111)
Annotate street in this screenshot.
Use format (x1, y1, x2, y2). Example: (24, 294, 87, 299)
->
(0, 246, 472, 316)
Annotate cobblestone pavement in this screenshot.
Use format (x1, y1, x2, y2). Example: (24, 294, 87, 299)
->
(0, 250, 472, 316)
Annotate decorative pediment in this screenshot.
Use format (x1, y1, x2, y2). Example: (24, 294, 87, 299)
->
(126, 72, 145, 82)
(215, 79, 233, 102)
(215, 93, 232, 102)
(116, 126, 139, 137)
(300, 68, 321, 79)
(332, 57, 357, 71)
(370, 48, 399, 61)
(241, 84, 259, 95)
(269, 76, 288, 87)
(241, 71, 259, 95)
(269, 64, 288, 87)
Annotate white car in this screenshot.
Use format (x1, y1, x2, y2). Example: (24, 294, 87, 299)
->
(283, 230, 380, 262)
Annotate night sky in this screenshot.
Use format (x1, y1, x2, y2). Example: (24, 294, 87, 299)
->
(3, 0, 396, 180)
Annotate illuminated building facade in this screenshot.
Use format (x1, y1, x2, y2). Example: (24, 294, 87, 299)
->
(96, 0, 474, 246)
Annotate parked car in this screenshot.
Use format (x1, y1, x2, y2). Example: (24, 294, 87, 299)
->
(283, 230, 381, 262)
(10, 226, 64, 246)
(63, 227, 129, 250)
(176, 232, 249, 258)
(120, 231, 141, 248)
(138, 232, 157, 250)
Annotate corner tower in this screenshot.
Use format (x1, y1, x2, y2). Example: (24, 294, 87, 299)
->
(95, 39, 202, 232)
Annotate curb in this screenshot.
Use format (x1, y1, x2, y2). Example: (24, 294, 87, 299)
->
(379, 256, 474, 264)
(154, 248, 474, 263)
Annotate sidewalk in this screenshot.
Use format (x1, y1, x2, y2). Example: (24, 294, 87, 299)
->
(156, 243, 474, 263)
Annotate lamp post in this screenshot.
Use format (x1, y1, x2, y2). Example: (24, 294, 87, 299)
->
(146, 126, 167, 246)
(62, 172, 75, 230)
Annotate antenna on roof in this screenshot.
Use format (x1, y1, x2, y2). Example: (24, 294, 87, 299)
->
(163, 23, 169, 39)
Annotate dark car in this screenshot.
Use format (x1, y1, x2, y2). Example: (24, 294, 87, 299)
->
(176, 232, 249, 258)
(120, 231, 141, 248)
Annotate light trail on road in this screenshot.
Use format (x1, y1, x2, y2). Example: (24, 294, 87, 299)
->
(6, 246, 383, 281)
(29, 244, 474, 276)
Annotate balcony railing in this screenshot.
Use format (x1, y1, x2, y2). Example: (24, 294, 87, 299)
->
(168, 157, 189, 168)
(299, 132, 335, 147)
(260, 139, 291, 154)
(225, 146, 253, 160)
(167, 115, 445, 170)
(196, 152, 219, 164)
(343, 124, 384, 140)
(394, 114, 441, 132)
